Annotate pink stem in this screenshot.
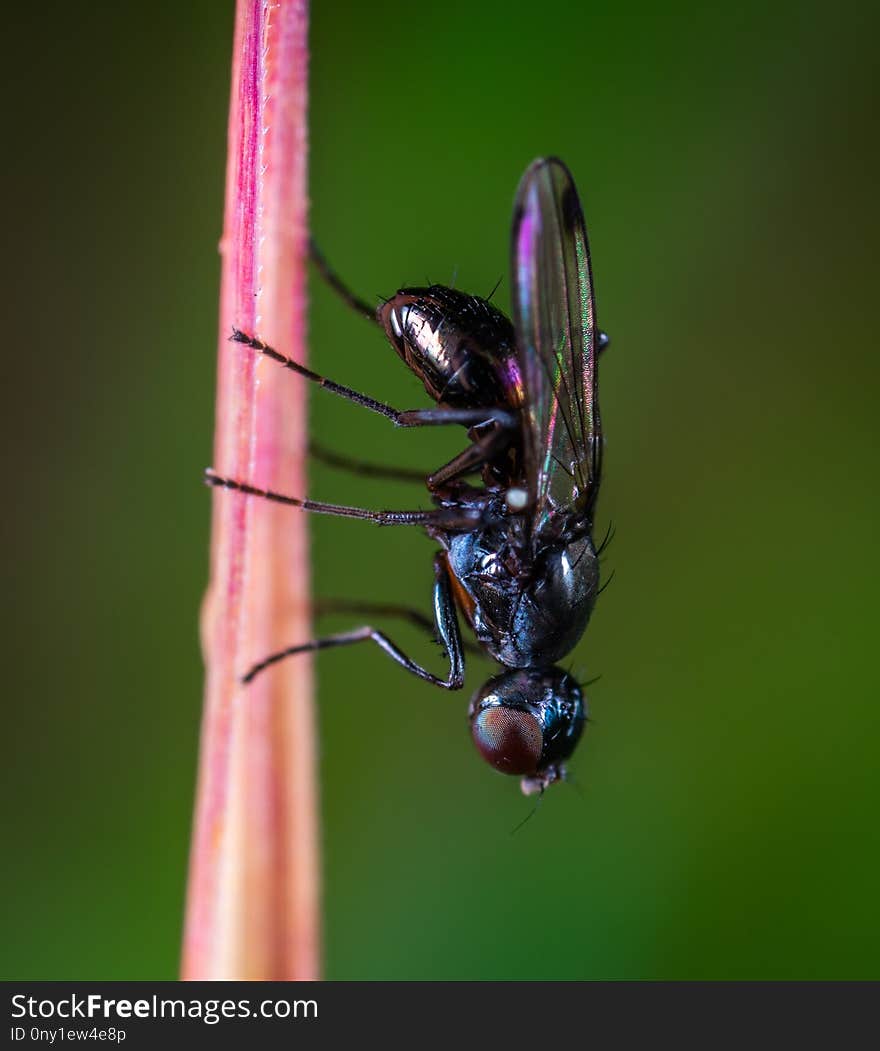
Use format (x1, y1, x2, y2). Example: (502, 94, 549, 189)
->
(182, 0, 319, 980)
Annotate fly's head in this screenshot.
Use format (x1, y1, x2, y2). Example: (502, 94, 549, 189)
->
(468, 666, 586, 795)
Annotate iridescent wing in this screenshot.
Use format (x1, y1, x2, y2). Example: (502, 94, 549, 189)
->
(511, 157, 602, 532)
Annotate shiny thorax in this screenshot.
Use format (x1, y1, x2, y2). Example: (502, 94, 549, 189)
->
(443, 519, 599, 669)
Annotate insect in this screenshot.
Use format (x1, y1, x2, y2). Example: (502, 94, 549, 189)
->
(207, 157, 609, 795)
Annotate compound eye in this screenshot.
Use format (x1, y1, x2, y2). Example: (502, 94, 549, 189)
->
(471, 706, 543, 775)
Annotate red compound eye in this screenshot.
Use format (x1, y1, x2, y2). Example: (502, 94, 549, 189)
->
(471, 707, 543, 775)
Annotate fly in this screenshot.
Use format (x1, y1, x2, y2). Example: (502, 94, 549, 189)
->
(206, 157, 610, 795)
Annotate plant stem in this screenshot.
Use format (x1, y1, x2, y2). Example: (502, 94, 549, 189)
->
(182, 0, 319, 980)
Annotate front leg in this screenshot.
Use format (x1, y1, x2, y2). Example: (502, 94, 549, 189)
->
(242, 555, 466, 689)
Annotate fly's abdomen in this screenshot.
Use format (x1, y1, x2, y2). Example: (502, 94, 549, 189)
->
(378, 286, 521, 409)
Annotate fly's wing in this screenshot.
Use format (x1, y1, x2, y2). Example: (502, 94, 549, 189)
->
(511, 157, 602, 532)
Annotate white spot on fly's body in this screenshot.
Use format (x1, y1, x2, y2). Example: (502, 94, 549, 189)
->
(506, 487, 528, 512)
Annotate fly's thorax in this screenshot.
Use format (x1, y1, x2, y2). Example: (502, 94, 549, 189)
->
(377, 286, 520, 408)
(446, 526, 599, 668)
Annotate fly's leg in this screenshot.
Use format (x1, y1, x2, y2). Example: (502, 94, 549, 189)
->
(314, 598, 484, 657)
(231, 329, 401, 422)
(395, 407, 519, 492)
(315, 599, 435, 633)
(204, 470, 484, 529)
(309, 237, 379, 324)
(425, 419, 516, 490)
(309, 442, 428, 483)
(243, 556, 465, 687)
(395, 406, 517, 430)
(231, 329, 516, 443)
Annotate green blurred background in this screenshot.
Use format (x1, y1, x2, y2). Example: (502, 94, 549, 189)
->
(4, 1, 878, 979)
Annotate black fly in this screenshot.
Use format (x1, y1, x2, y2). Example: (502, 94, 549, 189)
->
(206, 157, 609, 794)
